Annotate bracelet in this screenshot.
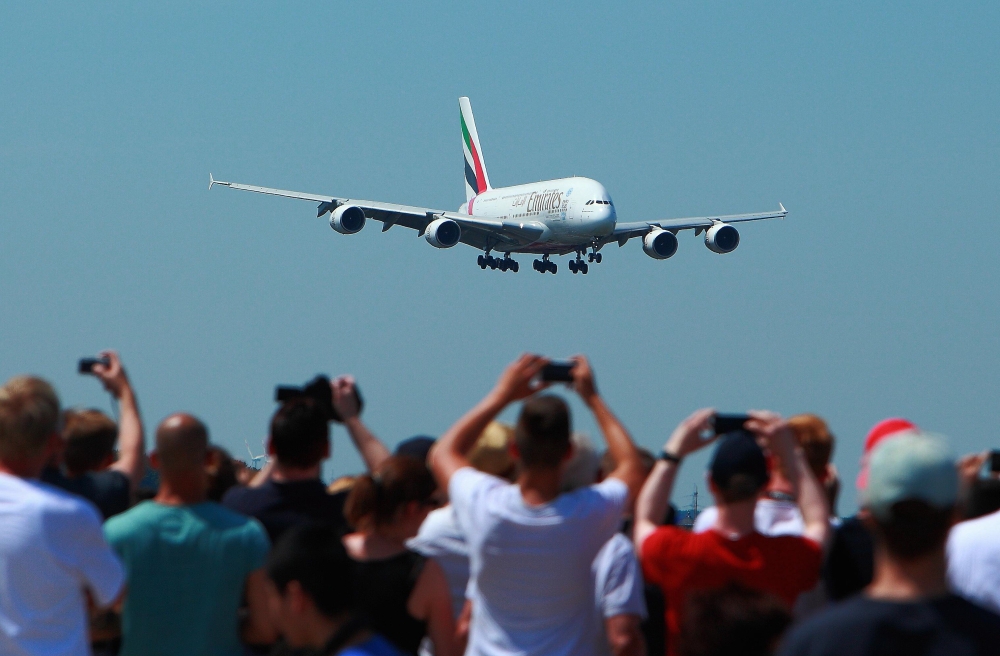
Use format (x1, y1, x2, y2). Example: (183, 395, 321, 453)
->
(659, 449, 683, 465)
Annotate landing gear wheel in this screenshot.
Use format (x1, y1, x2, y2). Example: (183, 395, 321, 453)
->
(581, 262, 589, 274)
(595, 253, 602, 263)
(511, 260, 519, 273)
(569, 261, 578, 274)
(548, 262, 557, 274)
(478, 255, 486, 268)
(533, 259, 543, 273)
(499, 259, 508, 271)
(587, 253, 594, 263)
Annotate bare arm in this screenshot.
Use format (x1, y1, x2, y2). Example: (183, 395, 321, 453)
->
(605, 615, 646, 656)
(248, 459, 273, 488)
(430, 354, 549, 490)
(92, 351, 146, 491)
(572, 357, 645, 504)
(241, 569, 278, 645)
(408, 559, 458, 656)
(747, 412, 831, 548)
(332, 376, 391, 472)
(634, 408, 716, 554)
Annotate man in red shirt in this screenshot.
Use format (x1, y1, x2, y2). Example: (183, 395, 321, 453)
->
(634, 410, 831, 656)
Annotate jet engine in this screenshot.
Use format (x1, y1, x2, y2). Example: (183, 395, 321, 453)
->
(329, 205, 366, 234)
(705, 223, 740, 254)
(424, 218, 462, 248)
(642, 229, 678, 260)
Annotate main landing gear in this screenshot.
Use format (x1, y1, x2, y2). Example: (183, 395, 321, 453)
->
(569, 250, 590, 275)
(478, 253, 519, 273)
(532, 255, 557, 274)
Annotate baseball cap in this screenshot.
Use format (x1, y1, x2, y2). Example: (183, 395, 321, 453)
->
(862, 431, 957, 520)
(710, 430, 769, 492)
(856, 418, 918, 490)
(395, 436, 436, 463)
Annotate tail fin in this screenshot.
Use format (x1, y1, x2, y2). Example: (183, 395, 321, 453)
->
(460, 97, 492, 201)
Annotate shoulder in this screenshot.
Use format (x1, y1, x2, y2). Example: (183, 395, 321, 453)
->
(778, 597, 875, 655)
(104, 501, 160, 537)
(28, 479, 104, 527)
(641, 525, 694, 557)
(950, 510, 1000, 547)
(221, 483, 260, 508)
(448, 467, 507, 502)
(598, 532, 636, 562)
(938, 594, 1000, 629)
(199, 502, 269, 539)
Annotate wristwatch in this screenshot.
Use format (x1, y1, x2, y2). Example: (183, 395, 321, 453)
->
(659, 449, 682, 465)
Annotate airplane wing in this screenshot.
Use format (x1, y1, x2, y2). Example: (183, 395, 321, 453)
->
(603, 205, 788, 247)
(208, 175, 546, 251)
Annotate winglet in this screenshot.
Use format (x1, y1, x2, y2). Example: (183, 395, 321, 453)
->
(779, 202, 786, 214)
(209, 173, 215, 190)
(209, 173, 231, 190)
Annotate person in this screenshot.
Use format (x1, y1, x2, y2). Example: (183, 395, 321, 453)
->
(409, 421, 516, 624)
(692, 413, 837, 537)
(947, 451, 1000, 614)
(429, 354, 648, 656)
(634, 410, 830, 656)
(343, 455, 457, 656)
(224, 375, 389, 542)
(42, 351, 146, 519)
(206, 445, 240, 502)
(265, 522, 405, 656)
(823, 417, 917, 601)
(779, 431, 1000, 655)
(104, 414, 273, 656)
(0, 375, 125, 656)
(678, 584, 792, 656)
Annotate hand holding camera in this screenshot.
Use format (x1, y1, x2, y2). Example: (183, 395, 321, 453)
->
(275, 374, 363, 423)
(79, 351, 131, 399)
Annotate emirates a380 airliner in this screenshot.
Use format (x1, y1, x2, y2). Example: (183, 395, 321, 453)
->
(211, 97, 786, 274)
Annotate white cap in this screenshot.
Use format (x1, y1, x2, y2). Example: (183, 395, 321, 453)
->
(862, 431, 957, 520)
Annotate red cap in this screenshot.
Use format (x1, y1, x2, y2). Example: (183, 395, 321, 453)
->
(856, 418, 918, 490)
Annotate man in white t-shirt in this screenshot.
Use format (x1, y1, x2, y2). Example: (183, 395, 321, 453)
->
(429, 354, 647, 656)
(0, 376, 126, 656)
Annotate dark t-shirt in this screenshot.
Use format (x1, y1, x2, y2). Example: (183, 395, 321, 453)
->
(779, 594, 1000, 656)
(41, 466, 130, 520)
(823, 515, 874, 601)
(221, 479, 349, 544)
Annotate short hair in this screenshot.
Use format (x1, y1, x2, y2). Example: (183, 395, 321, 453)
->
(868, 499, 953, 559)
(679, 583, 792, 656)
(270, 399, 329, 469)
(600, 447, 656, 480)
(787, 414, 834, 480)
(267, 523, 355, 618)
(62, 409, 118, 474)
(0, 376, 60, 460)
(344, 455, 436, 528)
(515, 395, 571, 469)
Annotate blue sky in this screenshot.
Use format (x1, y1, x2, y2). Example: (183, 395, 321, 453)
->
(2, 2, 997, 512)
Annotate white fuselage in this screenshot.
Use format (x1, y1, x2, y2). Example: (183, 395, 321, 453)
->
(458, 177, 616, 253)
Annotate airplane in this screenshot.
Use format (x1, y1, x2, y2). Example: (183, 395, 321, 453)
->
(210, 97, 787, 275)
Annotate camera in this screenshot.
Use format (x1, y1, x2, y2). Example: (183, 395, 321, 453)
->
(274, 375, 363, 423)
(711, 413, 751, 436)
(78, 357, 111, 374)
(540, 360, 575, 383)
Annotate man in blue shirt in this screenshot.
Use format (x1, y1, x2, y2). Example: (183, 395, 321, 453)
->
(105, 414, 273, 656)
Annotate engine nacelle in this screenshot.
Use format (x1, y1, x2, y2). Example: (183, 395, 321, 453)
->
(424, 218, 461, 249)
(329, 205, 366, 234)
(705, 223, 740, 254)
(642, 229, 678, 260)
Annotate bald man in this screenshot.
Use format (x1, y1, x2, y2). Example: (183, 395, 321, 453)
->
(104, 414, 274, 656)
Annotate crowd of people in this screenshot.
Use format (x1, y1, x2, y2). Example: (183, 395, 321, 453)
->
(1, 350, 999, 656)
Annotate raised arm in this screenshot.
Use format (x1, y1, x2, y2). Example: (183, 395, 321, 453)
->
(570, 356, 645, 504)
(634, 408, 715, 554)
(429, 354, 549, 490)
(331, 376, 390, 472)
(746, 411, 831, 548)
(92, 351, 146, 491)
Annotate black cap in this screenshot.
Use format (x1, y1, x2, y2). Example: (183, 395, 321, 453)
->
(709, 430, 769, 492)
(395, 436, 436, 463)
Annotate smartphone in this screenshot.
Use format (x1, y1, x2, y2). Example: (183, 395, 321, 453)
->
(990, 450, 1000, 474)
(540, 361, 575, 383)
(78, 357, 110, 374)
(712, 413, 750, 435)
